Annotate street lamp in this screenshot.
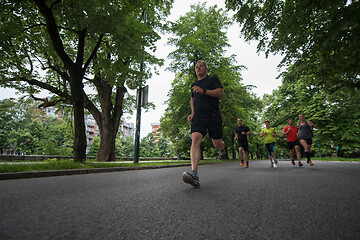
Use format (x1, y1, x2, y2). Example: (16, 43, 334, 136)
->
(134, 11, 147, 164)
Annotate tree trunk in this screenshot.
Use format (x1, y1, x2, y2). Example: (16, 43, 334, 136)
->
(86, 76, 127, 161)
(70, 74, 87, 163)
(97, 119, 116, 161)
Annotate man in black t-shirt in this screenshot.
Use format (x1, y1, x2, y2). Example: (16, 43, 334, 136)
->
(182, 60, 226, 187)
(234, 118, 251, 168)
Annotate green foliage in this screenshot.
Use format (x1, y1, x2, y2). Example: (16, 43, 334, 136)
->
(0, 0, 173, 89)
(161, 3, 262, 159)
(87, 133, 175, 158)
(87, 135, 100, 156)
(116, 136, 135, 157)
(139, 133, 161, 157)
(0, 0, 174, 161)
(167, 3, 231, 77)
(226, 0, 360, 93)
(0, 98, 74, 155)
(160, 73, 193, 156)
(139, 133, 175, 158)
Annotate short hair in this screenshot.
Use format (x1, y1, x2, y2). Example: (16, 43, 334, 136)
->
(196, 60, 208, 69)
(288, 118, 294, 121)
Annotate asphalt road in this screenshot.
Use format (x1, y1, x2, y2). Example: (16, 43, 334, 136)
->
(1, 160, 359, 240)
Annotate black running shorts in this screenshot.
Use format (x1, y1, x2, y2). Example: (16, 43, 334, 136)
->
(300, 138, 312, 145)
(191, 117, 223, 140)
(238, 141, 249, 152)
(265, 142, 275, 156)
(287, 140, 300, 150)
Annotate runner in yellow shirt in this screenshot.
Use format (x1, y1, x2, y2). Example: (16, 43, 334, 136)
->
(260, 120, 278, 168)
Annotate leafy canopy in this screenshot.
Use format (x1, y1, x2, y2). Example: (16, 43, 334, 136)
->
(226, 0, 360, 92)
(161, 3, 262, 158)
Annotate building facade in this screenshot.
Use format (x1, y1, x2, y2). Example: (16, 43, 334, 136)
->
(151, 123, 161, 142)
(39, 107, 134, 145)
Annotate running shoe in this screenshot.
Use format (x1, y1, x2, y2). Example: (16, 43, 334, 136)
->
(240, 160, 244, 166)
(182, 171, 200, 187)
(245, 161, 249, 168)
(308, 160, 314, 166)
(291, 160, 295, 165)
(298, 162, 303, 167)
(273, 162, 278, 168)
(274, 158, 278, 164)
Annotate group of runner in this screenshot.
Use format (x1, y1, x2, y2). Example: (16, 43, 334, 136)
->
(182, 60, 318, 187)
(236, 115, 317, 169)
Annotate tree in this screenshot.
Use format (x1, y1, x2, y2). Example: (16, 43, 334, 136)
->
(0, 98, 41, 154)
(0, 99, 18, 154)
(226, 0, 360, 93)
(156, 137, 175, 157)
(161, 3, 262, 159)
(37, 116, 73, 155)
(0, 98, 74, 155)
(116, 136, 135, 158)
(139, 133, 160, 157)
(0, 0, 173, 161)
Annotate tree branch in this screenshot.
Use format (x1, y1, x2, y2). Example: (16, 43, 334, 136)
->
(50, 0, 63, 9)
(113, 85, 127, 133)
(83, 92, 102, 129)
(83, 34, 104, 71)
(30, 94, 60, 108)
(32, 0, 73, 68)
(9, 77, 71, 102)
(76, 29, 87, 68)
(47, 58, 70, 81)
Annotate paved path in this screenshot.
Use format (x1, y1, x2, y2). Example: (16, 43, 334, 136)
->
(0, 160, 359, 239)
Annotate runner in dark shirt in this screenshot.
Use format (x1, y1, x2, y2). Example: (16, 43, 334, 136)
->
(182, 60, 226, 187)
(298, 114, 318, 166)
(234, 118, 251, 168)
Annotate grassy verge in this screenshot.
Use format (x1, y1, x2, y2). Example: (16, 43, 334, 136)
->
(311, 157, 360, 162)
(0, 159, 222, 173)
(0, 157, 358, 174)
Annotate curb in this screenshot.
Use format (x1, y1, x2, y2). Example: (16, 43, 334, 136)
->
(0, 163, 198, 180)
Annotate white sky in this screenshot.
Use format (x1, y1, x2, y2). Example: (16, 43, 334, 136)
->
(0, 0, 284, 137)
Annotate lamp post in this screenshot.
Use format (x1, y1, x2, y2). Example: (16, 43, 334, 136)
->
(134, 11, 147, 164)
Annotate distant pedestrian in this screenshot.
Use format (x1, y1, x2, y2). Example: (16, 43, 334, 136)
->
(234, 118, 251, 168)
(298, 114, 317, 166)
(283, 118, 303, 167)
(260, 120, 278, 168)
(183, 60, 226, 187)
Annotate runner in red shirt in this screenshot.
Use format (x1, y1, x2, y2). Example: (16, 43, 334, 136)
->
(283, 118, 303, 167)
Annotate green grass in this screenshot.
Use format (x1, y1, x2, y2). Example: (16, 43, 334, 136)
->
(0, 157, 358, 174)
(311, 157, 360, 162)
(0, 159, 222, 174)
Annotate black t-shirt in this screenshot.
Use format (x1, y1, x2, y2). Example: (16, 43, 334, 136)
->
(235, 125, 250, 143)
(191, 75, 223, 119)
